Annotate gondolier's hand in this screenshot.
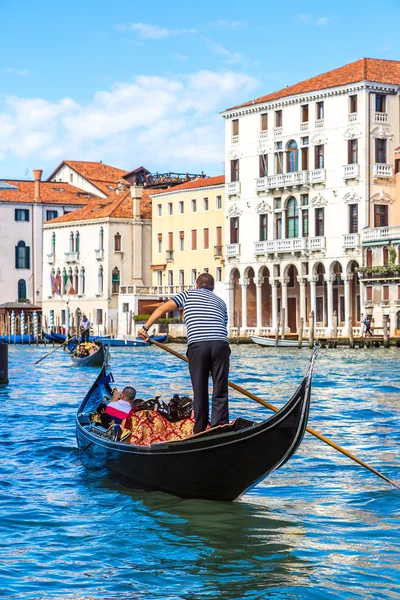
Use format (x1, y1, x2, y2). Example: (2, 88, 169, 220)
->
(138, 327, 149, 341)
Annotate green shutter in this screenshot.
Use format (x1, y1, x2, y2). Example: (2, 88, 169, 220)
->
(25, 246, 30, 269)
(15, 245, 18, 268)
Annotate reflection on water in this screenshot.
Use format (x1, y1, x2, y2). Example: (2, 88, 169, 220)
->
(0, 344, 399, 598)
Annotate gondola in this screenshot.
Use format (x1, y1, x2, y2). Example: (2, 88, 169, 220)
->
(70, 340, 106, 367)
(44, 332, 167, 347)
(75, 350, 317, 501)
(251, 335, 309, 348)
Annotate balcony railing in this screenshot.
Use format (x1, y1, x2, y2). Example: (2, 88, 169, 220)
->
(362, 225, 400, 242)
(373, 163, 393, 178)
(315, 119, 324, 128)
(254, 236, 325, 255)
(273, 127, 282, 137)
(94, 248, 104, 260)
(47, 253, 55, 264)
(308, 168, 326, 183)
(214, 245, 223, 257)
(64, 251, 79, 263)
(300, 122, 309, 131)
(343, 164, 360, 179)
(166, 250, 174, 262)
(226, 243, 240, 258)
(231, 135, 239, 144)
(348, 112, 358, 123)
(374, 112, 388, 123)
(259, 130, 268, 139)
(226, 181, 241, 195)
(256, 168, 326, 190)
(343, 233, 360, 248)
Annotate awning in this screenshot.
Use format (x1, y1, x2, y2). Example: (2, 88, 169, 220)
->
(151, 264, 166, 270)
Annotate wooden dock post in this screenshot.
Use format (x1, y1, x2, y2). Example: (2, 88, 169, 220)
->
(0, 343, 9, 386)
(275, 313, 280, 347)
(298, 317, 304, 348)
(349, 317, 354, 348)
(280, 308, 286, 340)
(333, 310, 338, 340)
(383, 315, 389, 348)
(309, 310, 315, 348)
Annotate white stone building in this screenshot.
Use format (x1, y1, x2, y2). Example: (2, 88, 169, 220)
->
(221, 58, 400, 337)
(47, 160, 130, 197)
(0, 170, 97, 306)
(41, 185, 152, 335)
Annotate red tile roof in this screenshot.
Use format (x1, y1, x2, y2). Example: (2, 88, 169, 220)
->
(150, 175, 225, 195)
(47, 160, 130, 196)
(46, 188, 152, 224)
(0, 180, 99, 206)
(228, 58, 400, 110)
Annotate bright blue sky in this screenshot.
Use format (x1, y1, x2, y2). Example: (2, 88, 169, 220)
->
(1, 0, 399, 179)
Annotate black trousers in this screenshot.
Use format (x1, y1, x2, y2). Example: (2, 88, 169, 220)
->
(81, 329, 90, 342)
(187, 340, 230, 434)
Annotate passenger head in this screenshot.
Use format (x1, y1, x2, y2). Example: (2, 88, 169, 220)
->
(82, 314, 87, 320)
(122, 386, 137, 404)
(196, 272, 215, 291)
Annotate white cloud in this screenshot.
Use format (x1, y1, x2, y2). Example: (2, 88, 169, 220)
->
(4, 68, 31, 76)
(169, 52, 189, 62)
(297, 14, 330, 26)
(115, 22, 197, 39)
(206, 39, 242, 65)
(0, 70, 258, 173)
(210, 20, 245, 29)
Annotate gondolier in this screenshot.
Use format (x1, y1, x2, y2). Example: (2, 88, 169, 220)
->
(80, 314, 92, 343)
(138, 273, 229, 433)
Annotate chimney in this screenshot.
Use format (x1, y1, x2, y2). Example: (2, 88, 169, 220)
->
(130, 184, 143, 218)
(116, 179, 127, 195)
(33, 169, 43, 203)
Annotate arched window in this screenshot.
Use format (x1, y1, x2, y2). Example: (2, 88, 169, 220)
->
(80, 268, 85, 295)
(112, 267, 120, 293)
(383, 246, 389, 266)
(114, 233, 121, 252)
(98, 266, 104, 295)
(69, 232, 74, 252)
(316, 263, 324, 286)
(15, 241, 30, 269)
(18, 279, 26, 301)
(287, 140, 298, 173)
(75, 232, 80, 253)
(51, 232, 56, 254)
(99, 227, 104, 251)
(62, 268, 67, 294)
(286, 197, 299, 238)
(366, 247, 373, 267)
(74, 267, 79, 294)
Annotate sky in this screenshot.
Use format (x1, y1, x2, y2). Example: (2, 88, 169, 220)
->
(0, 0, 399, 180)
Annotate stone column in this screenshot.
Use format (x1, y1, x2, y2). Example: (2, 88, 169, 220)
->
(325, 275, 334, 336)
(298, 276, 307, 322)
(225, 281, 235, 331)
(308, 276, 317, 320)
(256, 279, 263, 334)
(241, 278, 248, 335)
(271, 280, 278, 333)
(280, 277, 289, 330)
(343, 275, 352, 336)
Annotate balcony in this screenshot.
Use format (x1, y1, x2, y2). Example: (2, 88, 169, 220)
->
(343, 164, 360, 180)
(231, 135, 239, 144)
(348, 112, 358, 123)
(300, 122, 309, 131)
(261, 171, 308, 191)
(226, 243, 240, 258)
(254, 236, 325, 255)
(373, 163, 393, 178)
(259, 130, 268, 139)
(94, 248, 104, 260)
(64, 251, 79, 263)
(226, 181, 241, 196)
(47, 253, 55, 264)
(315, 119, 324, 128)
(308, 168, 326, 184)
(362, 225, 400, 242)
(273, 127, 282, 137)
(343, 233, 360, 248)
(214, 245, 223, 257)
(166, 250, 174, 262)
(374, 112, 388, 123)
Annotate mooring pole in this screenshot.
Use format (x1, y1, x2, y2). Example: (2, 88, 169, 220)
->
(298, 317, 304, 348)
(0, 343, 9, 386)
(349, 316, 354, 348)
(309, 310, 315, 349)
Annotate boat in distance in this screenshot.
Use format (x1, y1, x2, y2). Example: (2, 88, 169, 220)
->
(75, 350, 317, 501)
(251, 335, 309, 348)
(69, 341, 106, 367)
(44, 332, 167, 347)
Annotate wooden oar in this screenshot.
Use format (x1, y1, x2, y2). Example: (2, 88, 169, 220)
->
(34, 335, 77, 365)
(148, 338, 400, 490)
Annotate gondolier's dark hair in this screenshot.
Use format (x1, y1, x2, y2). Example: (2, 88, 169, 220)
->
(196, 273, 214, 290)
(123, 386, 137, 402)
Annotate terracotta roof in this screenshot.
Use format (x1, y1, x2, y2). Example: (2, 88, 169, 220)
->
(46, 188, 152, 224)
(0, 180, 99, 206)
(150, 175, 225, 195)
(47, 160, 130, 196)
(228, 58, 400, 110)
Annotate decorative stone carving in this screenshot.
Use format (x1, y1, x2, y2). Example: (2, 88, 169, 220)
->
(344, 126, 361, 139)
(255, 199, 272, 214)
(311, 133, 328, 145)
(343, 189, 361, 203)
(311, 192, 328, 207)
(370, 126, 393, 140)
(256, 142, 271, 155)
(226, 203, 243, 218)
(228, 149, 243, 159)
(370, 188, 393, 204)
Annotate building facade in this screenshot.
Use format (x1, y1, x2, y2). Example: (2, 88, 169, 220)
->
(221, 58, 400, 336)
(0, 170, 98, 306)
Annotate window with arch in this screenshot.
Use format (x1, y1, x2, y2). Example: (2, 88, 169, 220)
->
(69, 231, 74, 252)
(98, 266, 104, 295)
(80, 268, 85, 295)
(99, 227, 104, 250)
(18, 279, 26, 301)
(383, 246, 389, 266)
(75, 232, 80, 253)
(286, 197, 299, 238)
(68, 267, 74, 289)
(15, 241, 30, 269)
(51, 232, 56, 254)
(316, 264, 324, 286)
(366, 247, 373, 267)
(74, 268, 79, 294)
(114, 233, 121, 252)
(286, 140, 298, 172)
(112, 267, 120, 293)
(287, 265, 295, 287)
(62, 268, 67, 294)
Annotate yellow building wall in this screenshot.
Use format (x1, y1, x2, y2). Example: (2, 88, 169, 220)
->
(151, 184, 225, 289)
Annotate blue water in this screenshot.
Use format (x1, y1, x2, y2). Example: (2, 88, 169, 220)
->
(0, 344, 399, 599)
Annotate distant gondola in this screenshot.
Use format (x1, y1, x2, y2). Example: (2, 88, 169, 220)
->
(75, 350, 317, 501)
(44, 331, 167, 347)
(69, 340, 106, 367)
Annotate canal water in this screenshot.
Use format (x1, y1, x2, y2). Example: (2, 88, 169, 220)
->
(0, 344, 399, 599)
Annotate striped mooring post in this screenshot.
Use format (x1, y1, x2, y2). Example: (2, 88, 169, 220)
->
(0, 343, 9, 386)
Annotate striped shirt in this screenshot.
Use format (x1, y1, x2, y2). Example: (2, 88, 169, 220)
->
(173, 287, 228, 345)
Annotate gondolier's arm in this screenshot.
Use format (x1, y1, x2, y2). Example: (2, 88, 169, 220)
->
(138, 299, 178, 340)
